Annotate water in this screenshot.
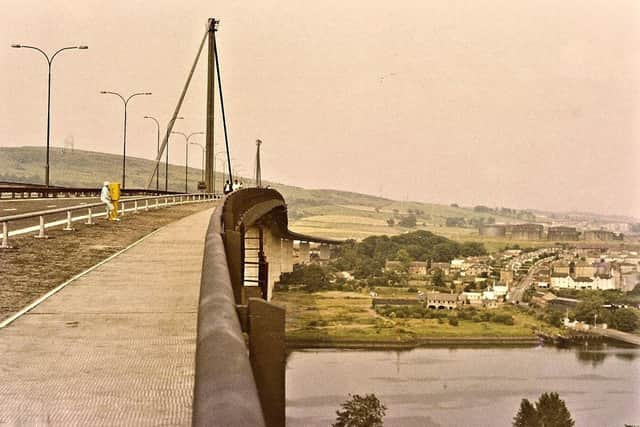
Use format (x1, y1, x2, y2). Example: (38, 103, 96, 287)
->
(286, 345, 640, 427)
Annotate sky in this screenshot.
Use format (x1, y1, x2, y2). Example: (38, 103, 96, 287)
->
(1, 0, 639, 218)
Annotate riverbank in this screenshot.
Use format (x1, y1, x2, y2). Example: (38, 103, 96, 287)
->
(273, 289, 560, 348)
(286, 335, 541, 350)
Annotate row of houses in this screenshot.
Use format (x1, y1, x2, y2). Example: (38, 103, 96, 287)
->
(419, 286, 509, 309)
(549, 257, 639, 291)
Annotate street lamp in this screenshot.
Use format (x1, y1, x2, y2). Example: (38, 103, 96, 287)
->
(143, 116, 160, 193)
(189, 141, 205, 182)
(11, 43, 88, 187)
(171, 131, 204, 193)
(164, 116, 184, 192)
(100, 90, 151, 189)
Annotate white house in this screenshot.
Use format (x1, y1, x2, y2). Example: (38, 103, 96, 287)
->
(492, 285, 508, 296)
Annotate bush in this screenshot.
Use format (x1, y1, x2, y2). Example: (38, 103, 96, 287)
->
(333, 394, 386, 427)
(448, 317, 459, 326)
(407, 287, 418, 293)
(610, 308, 639, 332)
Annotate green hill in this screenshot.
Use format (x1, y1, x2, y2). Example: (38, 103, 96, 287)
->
(0, 146, 534, 249)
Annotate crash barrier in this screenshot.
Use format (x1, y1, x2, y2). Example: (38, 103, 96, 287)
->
(0, 183, 193, 200)
(0, 193, 216, 249)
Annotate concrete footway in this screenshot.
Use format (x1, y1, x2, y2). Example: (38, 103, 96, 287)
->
(0, 208, 213, 426)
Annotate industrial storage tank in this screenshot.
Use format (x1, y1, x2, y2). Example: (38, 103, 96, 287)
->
(479, 224, 506, 237)
(547, 226, 580, 241)
(507, 223, 544, 240)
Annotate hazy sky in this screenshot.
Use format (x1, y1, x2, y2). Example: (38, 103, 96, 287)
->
(1, 1, 639, 218)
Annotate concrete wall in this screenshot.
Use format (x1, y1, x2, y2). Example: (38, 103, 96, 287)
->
(281, 239, 294, 273)
(298, 242, 310, 264)
(319, 243, 330, 261)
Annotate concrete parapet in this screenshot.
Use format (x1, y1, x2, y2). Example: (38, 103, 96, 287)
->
(248, 298, 286, 427)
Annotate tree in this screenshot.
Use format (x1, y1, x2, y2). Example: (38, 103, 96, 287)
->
(535, 392, 575, 427)
(395, 249, 412, 271)
(513, 399, 539, 427)
(386, 218, 395, 227)
(398, 214, 417, 228)
(432, 268, 445, 287)
(513, 393, 574, 427)
(333, 394, 386, 427)
(611, 308, 638, 332)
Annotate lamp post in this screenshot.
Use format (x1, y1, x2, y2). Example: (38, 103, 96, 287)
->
(11, 43, 88, 187)
(171, 131, 204, 193)
(164, 116, 184, 192)
(190, 141, 205, 182)
(143, 116, 160, 193)
(100, 91, 151, 189)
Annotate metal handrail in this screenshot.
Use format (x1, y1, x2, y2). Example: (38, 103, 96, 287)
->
(0, 193, 218, 248)
(0, 193, 212, 223)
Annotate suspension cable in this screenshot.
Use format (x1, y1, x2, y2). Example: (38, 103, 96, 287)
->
(146, 26, 209, 189)
(213, 31, 233, 185)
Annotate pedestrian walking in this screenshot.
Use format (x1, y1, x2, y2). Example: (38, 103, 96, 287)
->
(223, 180, 232, 194)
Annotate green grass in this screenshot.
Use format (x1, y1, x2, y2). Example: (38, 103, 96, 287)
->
(272, 288, 558, 342)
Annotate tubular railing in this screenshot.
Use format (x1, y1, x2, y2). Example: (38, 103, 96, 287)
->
(0, 193, 218, 249)
(0, 185, 185, 200)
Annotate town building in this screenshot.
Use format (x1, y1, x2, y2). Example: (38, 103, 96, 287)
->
(500, 270, 514, 285)
(408, 261, 428, 276)
(425, 292, 462, 310)
(430, 262, 450, 275)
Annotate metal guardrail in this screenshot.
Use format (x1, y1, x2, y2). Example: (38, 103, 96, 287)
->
(0, 185, 182, 199)
(0, 193, 218, 248)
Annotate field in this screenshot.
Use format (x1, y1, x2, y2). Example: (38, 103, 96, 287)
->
(272, 288, 559, 345)
(286, 203, 549, 252)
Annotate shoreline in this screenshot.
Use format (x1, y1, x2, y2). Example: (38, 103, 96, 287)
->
(286, 335, 541, 350)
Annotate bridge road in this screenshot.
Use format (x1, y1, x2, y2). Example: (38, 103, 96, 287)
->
(0, 207, 214, 426)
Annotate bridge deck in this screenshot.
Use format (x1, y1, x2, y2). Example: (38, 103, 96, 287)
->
(0, 208, 213, 426)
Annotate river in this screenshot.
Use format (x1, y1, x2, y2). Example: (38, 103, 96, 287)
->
(286, 344, 640, 427)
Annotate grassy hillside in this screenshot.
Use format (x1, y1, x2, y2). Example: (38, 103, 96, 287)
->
(1, 146, 535, 250)
(0, 146, 207, 192)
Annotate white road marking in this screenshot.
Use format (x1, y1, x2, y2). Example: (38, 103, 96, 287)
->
(3, 208, 17, 211)
(46, 205, 57, 208)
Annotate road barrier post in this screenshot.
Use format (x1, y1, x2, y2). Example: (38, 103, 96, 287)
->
(1, 222, 11, 249)
(63, 211, 74, 231)
(34, 216, 48, 239)
(134, 200, 138, 213)
(86, 208, 94, 225)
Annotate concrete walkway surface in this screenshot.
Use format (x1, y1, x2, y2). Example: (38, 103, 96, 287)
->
(0, 208, 213, 426)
